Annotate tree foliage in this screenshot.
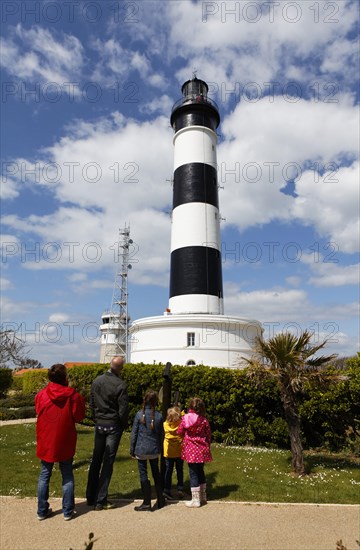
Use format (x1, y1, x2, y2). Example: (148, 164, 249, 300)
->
(243, 330, 337, 474)
(0, 328, 44, 370)
(0, 328, 29, 369)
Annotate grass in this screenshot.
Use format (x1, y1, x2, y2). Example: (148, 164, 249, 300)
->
(0, 423, 359, 504)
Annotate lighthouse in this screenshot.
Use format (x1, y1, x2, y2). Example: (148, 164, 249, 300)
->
(169, 78, 223, 316)
(129, 77, 262, 368)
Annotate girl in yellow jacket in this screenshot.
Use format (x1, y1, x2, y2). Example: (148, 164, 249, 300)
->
(163, 407, 184, 499)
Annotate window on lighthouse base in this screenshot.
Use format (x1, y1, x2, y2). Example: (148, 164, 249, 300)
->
(187, 332, 195, 347)
(186, 360, 196, 366)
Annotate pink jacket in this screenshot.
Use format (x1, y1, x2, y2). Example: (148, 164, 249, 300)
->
(177, 410, 212, 463)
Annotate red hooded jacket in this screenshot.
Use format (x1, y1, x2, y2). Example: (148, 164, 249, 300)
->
(35, 382, 85, 463)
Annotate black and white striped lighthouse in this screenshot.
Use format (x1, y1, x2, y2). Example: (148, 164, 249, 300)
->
(169, 77, 223, 315)
(129, 77, 263, 368)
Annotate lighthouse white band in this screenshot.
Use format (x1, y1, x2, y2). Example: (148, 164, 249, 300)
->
(173, 126, 217, 171)
(171, 203, 221, 252)
(169, 294, 224, 315)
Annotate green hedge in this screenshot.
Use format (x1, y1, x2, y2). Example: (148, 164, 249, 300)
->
(67, 359, 360, 453)
(22, 370, 48, 394)
(2, 358, 358, 453)
(67, 363, 109, 424)
(0, 368, 13, 397)
(0, 406, 36, 420)
(11, 376, 24, 392)
(300, 362, 360, 453)
(0, 394, 35, 408)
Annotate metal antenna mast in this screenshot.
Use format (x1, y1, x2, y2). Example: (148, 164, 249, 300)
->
(101, 225, 132, 363)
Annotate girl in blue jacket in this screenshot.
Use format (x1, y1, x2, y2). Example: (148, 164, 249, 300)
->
(130, 390, 165, 511)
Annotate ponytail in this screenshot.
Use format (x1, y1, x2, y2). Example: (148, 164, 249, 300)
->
(141, 389, 158, 430)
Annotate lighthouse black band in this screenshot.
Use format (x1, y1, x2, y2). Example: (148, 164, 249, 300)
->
(173, 163, 219, 209)
(171, 104, 219, 132)
(170, 246, 223, 299)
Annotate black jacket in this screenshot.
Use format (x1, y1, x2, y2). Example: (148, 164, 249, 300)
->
(90, 371, 128, 429)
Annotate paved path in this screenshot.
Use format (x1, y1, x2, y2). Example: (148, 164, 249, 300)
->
(0, 496, 359, 550)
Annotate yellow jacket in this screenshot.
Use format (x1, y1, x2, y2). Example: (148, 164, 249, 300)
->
(163, 419, 183, 458)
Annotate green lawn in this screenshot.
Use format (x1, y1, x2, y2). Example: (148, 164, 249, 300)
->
(0, 424, 359, 504)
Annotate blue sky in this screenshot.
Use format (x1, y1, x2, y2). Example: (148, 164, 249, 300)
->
(1, 0, 359, 367)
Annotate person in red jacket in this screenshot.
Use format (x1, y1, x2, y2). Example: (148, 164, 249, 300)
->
(35, 363, 85, 521)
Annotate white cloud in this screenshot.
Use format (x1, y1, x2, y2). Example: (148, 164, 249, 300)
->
(165, 0, 359, 90)
(67, 273, 87, 283)
(285, 276, 302, 287)
(140, 94, 174, 116)
(48, 313, 70, 323)
(0, 277, 13, 291)
(224, 282, 359, 324)
(1, 25, 84, 86)
(2, 114, 173, 279)
(0, 177, 19, 199)
(302, 257, 360, 287)
(0, 234, 19, 246)
(89, 37, 161, 87)
(219, 96, 358, 233)
(321, 37, 359, 76)
(324, 331, 360, 358)
(293, 162, 360, 253)
(0, 295, 35, 317)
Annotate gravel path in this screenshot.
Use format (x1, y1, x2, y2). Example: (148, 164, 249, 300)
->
(0, 496, 359, 550)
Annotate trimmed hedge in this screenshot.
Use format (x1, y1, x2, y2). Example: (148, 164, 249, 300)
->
(0, 394, 35, 408)
(0, 368, 13, 397)
(67, 359, 359, 453)
(300, 362, 360, 453)
(2, 357, 358, 453)
(22, 370, 48, 394)
(67, 363, 109, 424)
(11, 376, 24, 392)
(0, 406, 36, 420)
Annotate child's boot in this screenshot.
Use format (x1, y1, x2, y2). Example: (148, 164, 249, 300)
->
(185, 487, 201, 508)
(200, 483, 207, 505)
(154, 482, 165, 509)
(134, 480, 152, 512)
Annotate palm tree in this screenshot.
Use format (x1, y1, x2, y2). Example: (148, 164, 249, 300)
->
(244, 330, 337, 475)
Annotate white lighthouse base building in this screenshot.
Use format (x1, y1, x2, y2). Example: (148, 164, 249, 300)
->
(129, 313, 262, 368)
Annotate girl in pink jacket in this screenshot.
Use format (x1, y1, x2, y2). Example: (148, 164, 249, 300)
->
(177, 397, 212, 507)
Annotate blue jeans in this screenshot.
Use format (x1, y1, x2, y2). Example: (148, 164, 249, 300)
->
(137, 458, 160, 484)
(86, 426, 122, 505)
(164, 458, 184, 493)
(37, 459, 74, 517)
(188, 462, 206, 488)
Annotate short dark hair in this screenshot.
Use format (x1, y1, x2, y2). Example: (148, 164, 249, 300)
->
(48, 364, 67, 385)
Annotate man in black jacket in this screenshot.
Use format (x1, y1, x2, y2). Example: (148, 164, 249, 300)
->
(86, 356, 128, 510)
